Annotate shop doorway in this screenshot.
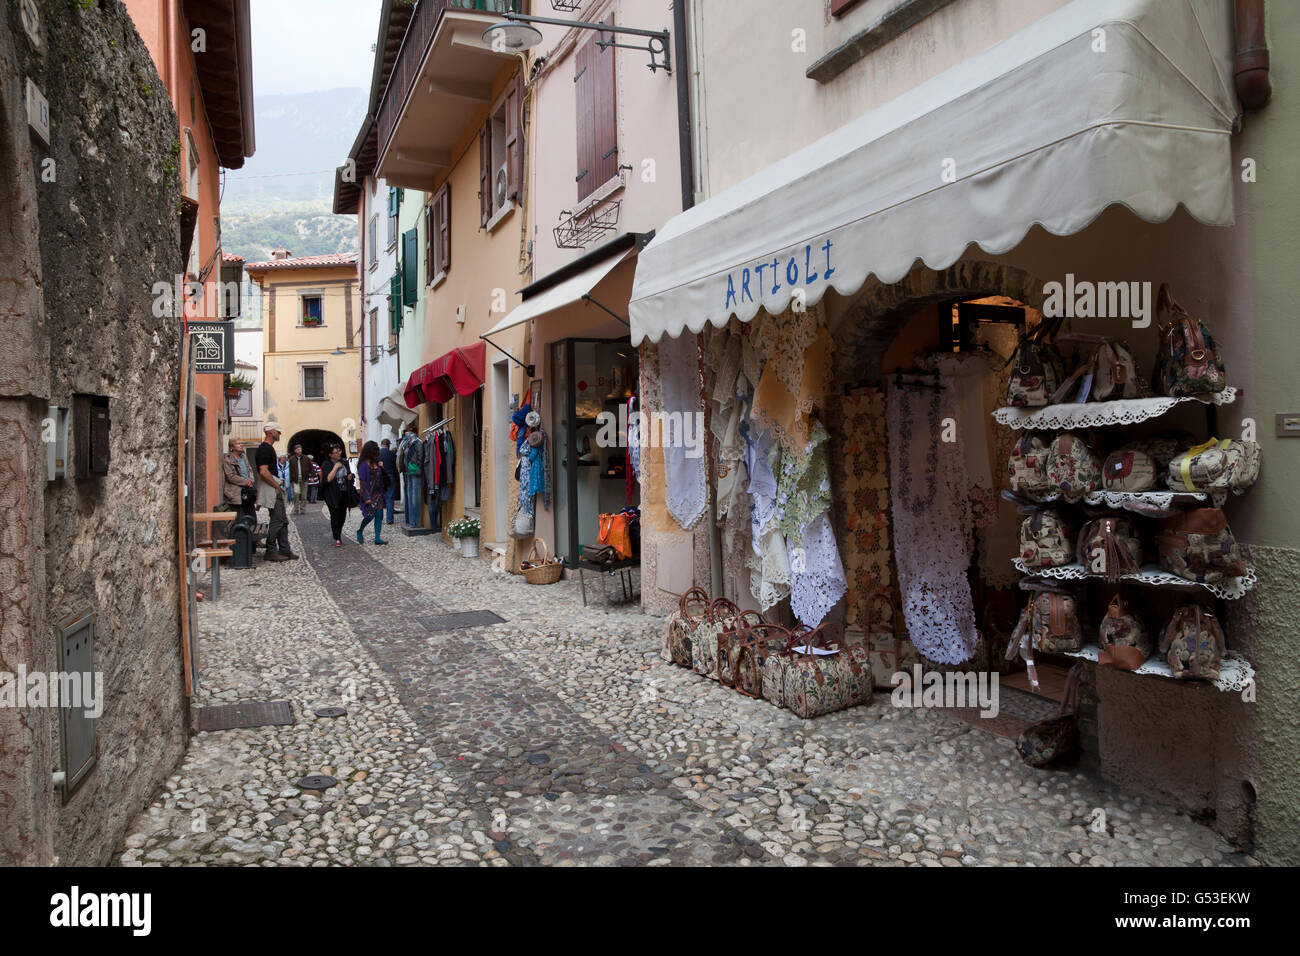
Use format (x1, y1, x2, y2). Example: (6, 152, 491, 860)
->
(492, 359, 510, 541)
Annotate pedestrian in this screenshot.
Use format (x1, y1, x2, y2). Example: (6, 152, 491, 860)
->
(379, 437, 398, 525)
(277, 454, 293, 506)
(288, 443, 312, 515)
(256, 424, 298, 562)
(355, 440, 388, 545)
(219, 437, 256, 537)
(307, 456, 320, 503)
(322, 443, 352, 547)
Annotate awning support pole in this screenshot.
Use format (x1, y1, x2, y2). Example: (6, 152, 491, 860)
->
(479, 334, 535, 378)
(580, 293, 630, 327)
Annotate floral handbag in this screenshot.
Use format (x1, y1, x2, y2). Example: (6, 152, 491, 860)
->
(1156, 508, 1246, 584)
(665, 586, 709, 667)
(1016, 663, 1083, 767)
(1155, 284, 1228, 396)
(863, 588, 919, 689)
(716, 609, 766, 687)
(1159, 603, 1225, 681)
(692, 598, 743, 680)
(766, 625, 872, 719)
(1098, 594, 1153, 670)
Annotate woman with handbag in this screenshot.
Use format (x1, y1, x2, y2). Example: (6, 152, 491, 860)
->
(322, 444, 353, 548)
(355, 440, 388, 546)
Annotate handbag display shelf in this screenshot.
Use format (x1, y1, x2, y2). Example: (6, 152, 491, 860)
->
(1061, 645, 1254, 694)
(1030, 489, 1216, 510)
(993, 387, 1236, 431)
(1012, 558, 1256, 601)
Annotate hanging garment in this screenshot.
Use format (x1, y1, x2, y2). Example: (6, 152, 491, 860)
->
(776, 420, 831, 548)
(659, 332, 707, 530)
(627, 394, 641, 480)
(442, 431, 455, 483)
(745, 422, 789, 610)
(789, 510, 848, 627)
(752, 307, 831, 459)
(886, 376, 979, 665)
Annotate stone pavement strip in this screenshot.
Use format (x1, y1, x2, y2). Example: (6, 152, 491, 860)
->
(116, 506, 1254, 867)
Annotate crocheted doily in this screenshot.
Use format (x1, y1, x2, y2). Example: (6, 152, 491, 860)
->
(993, 388, 1238, 430)
(1065, 647, 1255, 694)
(1012, 559, 1256, 600)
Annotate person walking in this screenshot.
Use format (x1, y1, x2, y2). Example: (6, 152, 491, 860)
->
(307, 456, 321, 503)
(288, 444, 312, 515)
(355, 440, 388, 545)
(219, 437, 256, 537)
(322, 444, 352, 547)
(379, 438, 398, 525)
(256, 424, 298, 562)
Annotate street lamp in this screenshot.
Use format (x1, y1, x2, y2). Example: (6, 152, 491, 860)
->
(483, 12, 671, 73)
(331, 344, 386, 356)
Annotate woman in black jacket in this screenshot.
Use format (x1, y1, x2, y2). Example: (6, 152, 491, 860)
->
(322, 444, 353, 547)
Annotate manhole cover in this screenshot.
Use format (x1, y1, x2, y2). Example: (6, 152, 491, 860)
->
(197, 700, 294, 732)
(424, 610, 508, 631)
(297, 774, 338, 791)
(315, 707, 347, 718)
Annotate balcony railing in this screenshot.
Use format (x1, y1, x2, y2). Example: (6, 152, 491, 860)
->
(376, 0, 519, 164)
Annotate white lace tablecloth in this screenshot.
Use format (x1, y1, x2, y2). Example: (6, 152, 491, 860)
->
(1065, 647, 1255, 694)
(1012, 559, 1256, 600)
(993, 388, 1238, 430)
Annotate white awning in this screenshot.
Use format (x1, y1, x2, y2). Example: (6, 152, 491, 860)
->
(484, 248, 634, 339)
(376, 386, 416, 428)
(629, 0, 1239, 346)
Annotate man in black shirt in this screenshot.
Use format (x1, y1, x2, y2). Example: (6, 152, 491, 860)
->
(256, 423, 298, 561)
(379, 438, 398, 525)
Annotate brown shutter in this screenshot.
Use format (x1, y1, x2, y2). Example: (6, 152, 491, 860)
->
(593, 14, 618, 191)
(574, 36, 594, 201)
(424, 202, 434, 280)
(438, 183, 451, 273)
(505, 75, 522, 202)
(478, 124, 491, 226)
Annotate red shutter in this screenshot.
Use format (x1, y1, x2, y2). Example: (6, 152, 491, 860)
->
(574, 36, 594, 201)
(505, 76, 522, 202)
(438, 183, 451, 273)
(593, 15, 618, 191)
(478, 124, 490, 226)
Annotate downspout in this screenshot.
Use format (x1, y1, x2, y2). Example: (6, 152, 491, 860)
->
(1235, 0, 1271, 109)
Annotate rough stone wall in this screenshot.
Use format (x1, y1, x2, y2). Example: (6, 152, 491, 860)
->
(2, 0, 187, 866)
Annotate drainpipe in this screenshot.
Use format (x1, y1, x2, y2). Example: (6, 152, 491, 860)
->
(673, 0, 695, 213)
(1235, 0, 1271, 109)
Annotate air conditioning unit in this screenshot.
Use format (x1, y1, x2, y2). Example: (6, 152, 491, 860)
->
(494, 162, 509, 208)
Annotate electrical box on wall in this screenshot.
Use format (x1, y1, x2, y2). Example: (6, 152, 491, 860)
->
(455, 304, 466, 325)
(55, 612, 97, 802)
(46, 404, 70, 481)
(72, 394, 110, 478)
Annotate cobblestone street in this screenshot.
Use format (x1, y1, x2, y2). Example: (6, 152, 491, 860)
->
(115, 509, 1253, 867)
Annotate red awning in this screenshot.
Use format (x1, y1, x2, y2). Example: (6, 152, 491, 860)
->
(403, 341, 486, 409)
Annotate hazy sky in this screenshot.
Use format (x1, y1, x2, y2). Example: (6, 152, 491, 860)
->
(250, 0, 384, 95)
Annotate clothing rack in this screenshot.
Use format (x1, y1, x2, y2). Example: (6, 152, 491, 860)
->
(423, 415, 455, 435)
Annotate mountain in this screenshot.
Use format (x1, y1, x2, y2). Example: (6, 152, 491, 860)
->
(221, 87, 367, 261)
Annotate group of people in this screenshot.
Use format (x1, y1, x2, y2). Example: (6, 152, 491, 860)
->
(220, 424, 403, 559)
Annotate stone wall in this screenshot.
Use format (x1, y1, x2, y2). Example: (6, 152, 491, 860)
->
(0, 0, 188, 866)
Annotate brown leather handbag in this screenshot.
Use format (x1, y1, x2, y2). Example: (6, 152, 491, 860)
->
(1156, 508, 1245, 584)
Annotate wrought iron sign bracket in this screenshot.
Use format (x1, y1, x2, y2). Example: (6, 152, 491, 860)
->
(503, 12, 671, 74)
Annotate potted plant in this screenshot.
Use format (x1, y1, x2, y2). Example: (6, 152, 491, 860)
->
(447, 516, 481, 557)
(227, 373, 254, 399)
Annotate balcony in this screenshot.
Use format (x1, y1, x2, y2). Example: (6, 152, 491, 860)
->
(376, 0, 521, 190)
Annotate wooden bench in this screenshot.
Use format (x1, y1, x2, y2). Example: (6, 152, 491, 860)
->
(191, 547, 233, 600)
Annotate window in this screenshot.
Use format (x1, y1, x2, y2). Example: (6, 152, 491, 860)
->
(368, 214, 378, 268)
(401, 229, 418, 305)
(573, 16, 617, 202)
(479, 75, 521, 226)
(184, 128, 199, 202)
(369, 308, 379, 362)
(300, 293, 323, 326)
(426, 183, 451, 281)
(387, 186, 401, 247)
(389, 273, 401, 336)
(300, 364, 326, 400)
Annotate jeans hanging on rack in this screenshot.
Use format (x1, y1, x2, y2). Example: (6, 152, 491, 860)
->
(405, 474, 423, 526)
(428, 490, 442, 532)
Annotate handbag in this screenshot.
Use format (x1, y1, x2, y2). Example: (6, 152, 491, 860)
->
(862, 588, 919, 688)
(765, 625, 872, 719)
(581, 543, 620, 564)
(1098, 594, 1152, 670)
(1045, 432, 1102, 502)
(1007, 434, 1053, 498)
(598, 513, 633, 559)
(1077, 515, 1143, 582)
(692, 598, 741, 680)
(1155, 284, 1227, 396)
(1166, 438, 1261, 495)
(1019, 509, 1074, 568)
(1016, 663, 1083, 767)
(1006, 317, 1066, 407)
(665, 586, 709, 667)
(1156, 508, 1245, 584)
(716, 609, 766, 687)
(346, 477, 361, 510)
(1051, 334, 1143, 403)
(1159, 603, 1225, 681)
(1101, 449, 1157, 492)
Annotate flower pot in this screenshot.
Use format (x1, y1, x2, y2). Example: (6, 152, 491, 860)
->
(461, 537, 479, 558)
(225, 387, 240, 399)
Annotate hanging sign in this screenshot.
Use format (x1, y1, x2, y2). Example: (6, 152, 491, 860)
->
(189, 321, 234, 374)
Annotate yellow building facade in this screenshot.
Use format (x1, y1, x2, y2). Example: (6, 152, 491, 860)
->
(245, 251, 363, 457)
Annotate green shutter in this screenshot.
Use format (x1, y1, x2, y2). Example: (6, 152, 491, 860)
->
(402, 229, 418, 306)
(388, 186, 400, 217)
(389, 273, 401, 333)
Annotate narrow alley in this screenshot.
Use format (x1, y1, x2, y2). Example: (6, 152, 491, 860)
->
(116, 512, 1247, 867)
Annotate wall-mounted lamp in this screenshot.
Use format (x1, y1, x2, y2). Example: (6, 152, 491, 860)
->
(483, 12, 671, 73)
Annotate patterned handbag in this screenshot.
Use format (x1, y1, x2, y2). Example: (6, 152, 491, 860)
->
(1102, 448, 1157, 492)
(1155, 284, 1228, 396)
(716, 609, 766, 687)
(665, 586, 709, 667)
(1028, 587, 1083, 655)
(1098, 594, 1152, 670)
(1006, 318, 1066, 407)
(1019, 509, 1074, 568)
(1156, 508, 1246, 584)
(862, 588, 919, 689)
(732, 622, 794, 700)
(1159, 603, 1225, 681)
(1008, 434, 1053, 498)
(1166, 438, 1261, 495)
(1077, 515, 1143, 582)
(1046, 432, 1101, 502)
(1051, 334, 1142, 403)
(1016, 663, 1083, 767)
(767, 625, 872, 719)
(1134, 431, 1194, 473)
(692, 597, 742, 680)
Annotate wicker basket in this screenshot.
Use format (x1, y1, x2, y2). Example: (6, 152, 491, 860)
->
(521, 538, 563, 585)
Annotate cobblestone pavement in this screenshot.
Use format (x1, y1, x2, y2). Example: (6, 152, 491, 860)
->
(116, 507, 1255, 866)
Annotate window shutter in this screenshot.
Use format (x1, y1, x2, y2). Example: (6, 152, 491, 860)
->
(478, 125, 491, 227)
(425, 203, 434, 280)
(388, 186, 398, 217)
(389, 273, 401, 334)
(402, 229, 418, 305)
(593, 15, 618, 192)
(505, 76, 522, 202)
(438, 183, 451, 273)
(574, 37, 595, 200)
